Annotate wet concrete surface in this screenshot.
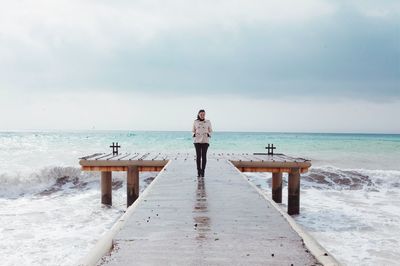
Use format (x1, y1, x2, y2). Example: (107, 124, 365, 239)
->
(101, 158, 319, 266)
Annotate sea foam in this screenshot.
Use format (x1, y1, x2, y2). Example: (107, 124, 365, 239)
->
(245, 166, 400, 265)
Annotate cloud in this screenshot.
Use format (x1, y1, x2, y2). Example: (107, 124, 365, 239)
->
(0, 0, 399, 101)
(1, 90, 399, 133)
(0, 0, 337, 45)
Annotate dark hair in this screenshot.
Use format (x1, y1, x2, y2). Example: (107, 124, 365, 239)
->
(197, 109, 205, 120)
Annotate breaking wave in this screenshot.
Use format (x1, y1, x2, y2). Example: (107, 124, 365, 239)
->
(302, 166, 400, 191)
(1, 164, 399, 200)
(0, 166, 157, 198)
(246, 166, 400, 192)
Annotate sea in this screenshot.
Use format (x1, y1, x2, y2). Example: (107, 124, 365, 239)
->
(0, 131, 399, 265)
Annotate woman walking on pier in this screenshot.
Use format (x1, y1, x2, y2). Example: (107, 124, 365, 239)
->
(192, 109, 212, 177)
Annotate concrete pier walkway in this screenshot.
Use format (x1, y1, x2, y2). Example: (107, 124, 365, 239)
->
(98, 157, 324, 265)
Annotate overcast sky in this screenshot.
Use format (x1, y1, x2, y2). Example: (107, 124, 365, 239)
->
(0, 0, 399, 133)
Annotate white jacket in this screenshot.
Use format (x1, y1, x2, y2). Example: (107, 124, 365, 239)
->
(192, 119, 212, 143)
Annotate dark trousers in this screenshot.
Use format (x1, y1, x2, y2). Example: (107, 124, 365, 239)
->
(194, 143, 209, 173)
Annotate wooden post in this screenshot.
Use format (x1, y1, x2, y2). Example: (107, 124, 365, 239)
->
(101, 171, 112, 206)
(127, 166, 139, 207)
(272, 172, 282, 203)
(288, 168, 300, 215)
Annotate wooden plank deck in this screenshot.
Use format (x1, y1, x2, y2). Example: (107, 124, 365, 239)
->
(80, 152, 311, 173)
(97, 157, 322, 266)
(79, 152, 312, 214)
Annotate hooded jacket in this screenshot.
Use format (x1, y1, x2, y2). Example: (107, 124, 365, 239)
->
(192, 119, 212, 143)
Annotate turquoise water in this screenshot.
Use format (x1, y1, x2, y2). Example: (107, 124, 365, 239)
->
(1, 131, 400, 265)
(3, 130, 399, 170)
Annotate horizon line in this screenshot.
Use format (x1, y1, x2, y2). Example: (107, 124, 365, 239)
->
(0, 129, 399, 135)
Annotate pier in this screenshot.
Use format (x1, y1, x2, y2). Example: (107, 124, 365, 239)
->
(79, 152, 311, 215)
(79, 151, 338, 265)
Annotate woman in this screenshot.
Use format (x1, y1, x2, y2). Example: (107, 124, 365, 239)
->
(192, 109, 212, 177)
